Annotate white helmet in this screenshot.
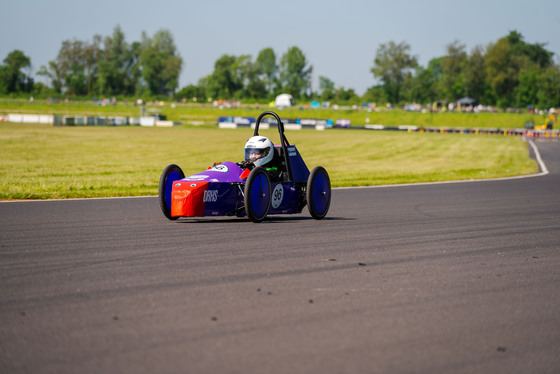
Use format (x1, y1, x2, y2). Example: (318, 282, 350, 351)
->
(244, 136, 274, 167)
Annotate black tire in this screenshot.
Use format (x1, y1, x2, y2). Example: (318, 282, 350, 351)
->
(158, 164, 185, 220)
(307, 166, 331, 219)
(244, 167, 272, 223)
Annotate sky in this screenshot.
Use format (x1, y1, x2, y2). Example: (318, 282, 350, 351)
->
(1, 0, 559, 95)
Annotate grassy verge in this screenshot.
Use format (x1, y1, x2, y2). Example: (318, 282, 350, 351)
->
(0, 123, 537, 200)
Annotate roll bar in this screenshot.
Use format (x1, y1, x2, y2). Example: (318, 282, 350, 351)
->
(254, 111, 293, 181)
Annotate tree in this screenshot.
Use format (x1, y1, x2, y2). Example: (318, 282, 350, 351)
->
(535, 66, 560, 108)
(363, 84, 385, 103)
(36, 65, 51, 89)
(0, 50, 33, 94)
(83, 35, 102, 95)
(409, 58, 442, 104)
(507, 30, 553, 68)
(203, 54, 239, 99)
(47, 37, 102, 95)
(485, 37, 518, 107)
(505, 30, 559, 107)
(485, 31, 558, 108)
(38, 61, 63, 94)
(255, 48, 278, 98)
(371, 41, 418, 104)
(176, 84, 206, 102)
(98, 26, 138, 96)
(462, 45, 487, 102)
(231, 54, 257, 99)
(334, 87, 358, 102)
(516, 68, 539, 107)
(139, 29, 182, 96)
(278, 46, 312, 99)
(65, 64, 87, 95)
(318, 76, 335, 101)
(56, 40, 88, 95)
(440, 40, 467, 100)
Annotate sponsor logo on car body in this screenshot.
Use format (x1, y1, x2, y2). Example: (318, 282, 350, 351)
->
(203, 189, 218, 202)
(210, 164, 229, 173)
(185, 175, 209, 181)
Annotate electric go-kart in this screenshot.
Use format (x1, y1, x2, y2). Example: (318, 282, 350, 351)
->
(158, 111, 331, 222)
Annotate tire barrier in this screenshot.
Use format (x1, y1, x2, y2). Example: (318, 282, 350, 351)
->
(217, 117, 559, 138)
(2, 114, 54, 124)
(218, 116, 331, 130)
(2, 113, 177, 127)
(3, 112, 557, 138)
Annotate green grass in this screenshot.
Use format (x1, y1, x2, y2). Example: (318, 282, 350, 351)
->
(0, 122, 537, 200)
(0, 98, 547, 129)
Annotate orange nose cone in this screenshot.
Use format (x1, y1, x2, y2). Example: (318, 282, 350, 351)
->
(171, 181, 209, 217)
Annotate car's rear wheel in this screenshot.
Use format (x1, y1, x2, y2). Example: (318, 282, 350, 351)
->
(244, 167, 271, 223)
(307, 166, 331, 219)
(159, 164, 184, 220)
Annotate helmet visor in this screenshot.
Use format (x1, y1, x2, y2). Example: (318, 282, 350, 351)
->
(244, 146, 270, 162)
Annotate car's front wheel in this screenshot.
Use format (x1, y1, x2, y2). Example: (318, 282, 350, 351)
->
(158, 164, 184, 220)
(244, 167, 272, 223)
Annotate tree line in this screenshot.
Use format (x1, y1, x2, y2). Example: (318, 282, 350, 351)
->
(370, 31, 559, 109)
(0, 27, 558, 108)
(0, 26, 181, 98)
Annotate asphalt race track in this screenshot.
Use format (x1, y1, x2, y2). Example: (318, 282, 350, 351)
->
(1, 140, 559, 374)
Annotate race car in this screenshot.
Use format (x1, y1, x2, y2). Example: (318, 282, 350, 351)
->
(158, 111, 331, 222)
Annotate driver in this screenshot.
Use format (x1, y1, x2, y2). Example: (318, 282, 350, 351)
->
(240, 136, 280, 180)
(243, 136, 274, 167)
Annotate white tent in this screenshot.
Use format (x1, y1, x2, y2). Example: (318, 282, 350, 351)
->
(274, 94, 295, 109)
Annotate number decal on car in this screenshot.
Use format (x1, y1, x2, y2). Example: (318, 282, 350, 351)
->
(271, 184, 284, 209)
